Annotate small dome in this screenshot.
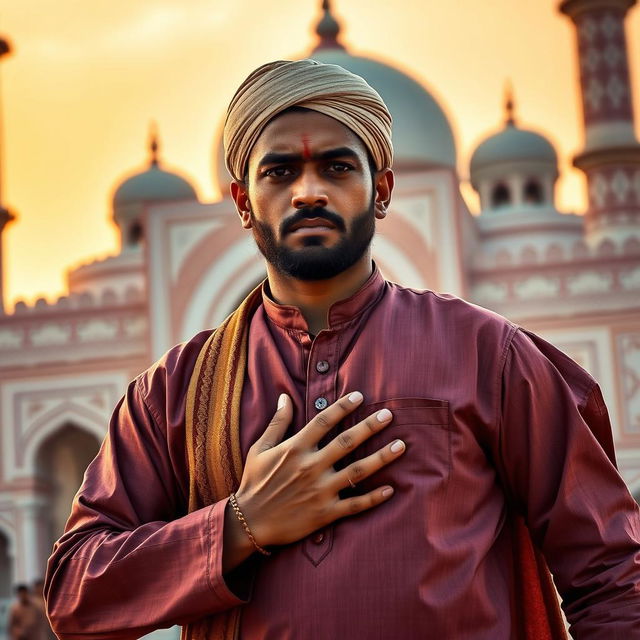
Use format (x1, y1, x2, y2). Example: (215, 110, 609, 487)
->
(470, 89, 557, 184)
(112, 126, 199, 251)
(114, 165, 197, 206)
(114, 128, 197, 206)
(470, 122, 557, 177)
(214, 1, 456, 192)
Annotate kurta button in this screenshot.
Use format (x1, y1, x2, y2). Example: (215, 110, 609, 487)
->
(316, 360, 330, 373)
(312, 532, 325, 544)
(314, 397, 328, 410)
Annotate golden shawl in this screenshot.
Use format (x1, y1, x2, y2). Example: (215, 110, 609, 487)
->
(182, 285, 567, 640)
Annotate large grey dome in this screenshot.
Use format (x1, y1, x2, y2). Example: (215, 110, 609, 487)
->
(310, 50, 456, 168)
(214, 3, 456, 193)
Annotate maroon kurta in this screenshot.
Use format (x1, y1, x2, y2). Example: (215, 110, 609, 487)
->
(45, 269, 640, 639)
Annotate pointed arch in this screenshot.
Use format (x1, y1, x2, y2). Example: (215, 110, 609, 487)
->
(21, 403, 105, 475)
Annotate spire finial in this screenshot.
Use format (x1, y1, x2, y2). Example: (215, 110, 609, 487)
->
(148, 121, 160, 167)
(313, 0, 345, 51)
(504, 80, 516, 126)
(0, 36, 13, 210)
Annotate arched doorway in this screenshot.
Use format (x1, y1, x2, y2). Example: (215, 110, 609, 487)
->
(0, 531, 13, 633)
(35, 424, 101, 553)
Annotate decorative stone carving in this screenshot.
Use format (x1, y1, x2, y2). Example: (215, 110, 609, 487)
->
(29, 323, 71, 347)
(471, 281, 508, 304)
(611, 169, 631, 204)
(567, 271, 613, 295)
(617, 333, 640, 433)
(590, 172, 609, 208)
(606, 75, 627, 109)
(600, 13, 621, 39)
(123, 316, 147, 338)
(0, 328, 24, 349)
(513, 276, 560, 299)
(620, 266, 640, 290)
(76, 319, 119, 343)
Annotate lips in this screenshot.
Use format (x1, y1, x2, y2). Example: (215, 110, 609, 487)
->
(287, 217, 337, 233)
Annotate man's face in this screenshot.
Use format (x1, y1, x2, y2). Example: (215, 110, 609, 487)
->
(235, 110, 383, 281)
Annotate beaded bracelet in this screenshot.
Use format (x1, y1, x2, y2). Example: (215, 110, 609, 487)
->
(228, 493, 271, 556)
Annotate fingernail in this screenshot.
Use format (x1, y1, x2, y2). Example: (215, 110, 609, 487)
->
(382, 487, 394, 497)
(348, 391, 363, 403)
(376, 408, 392, 422)
(277, 394, 287, 410)
(390, 439, 405, 453)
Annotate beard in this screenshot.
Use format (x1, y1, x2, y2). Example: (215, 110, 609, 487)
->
(250, 203, 375, 281)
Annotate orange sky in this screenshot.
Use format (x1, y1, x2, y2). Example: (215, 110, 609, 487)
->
(2, 0, 640, 310)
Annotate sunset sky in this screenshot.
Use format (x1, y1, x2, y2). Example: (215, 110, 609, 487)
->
(2, 0, 640, 310)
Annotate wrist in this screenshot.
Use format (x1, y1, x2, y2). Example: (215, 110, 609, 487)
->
(229, 493, 271, 556)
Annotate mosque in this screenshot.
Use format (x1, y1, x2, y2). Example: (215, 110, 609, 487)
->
(0, 0, 639, 635)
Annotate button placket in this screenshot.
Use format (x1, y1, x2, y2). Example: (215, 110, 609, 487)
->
(302, 332, 339, 566)
(303, 528, 333, 566)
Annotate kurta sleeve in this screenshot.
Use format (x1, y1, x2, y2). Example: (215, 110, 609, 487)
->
(45, 346, 247, 639)
(496, 328, 640, 639)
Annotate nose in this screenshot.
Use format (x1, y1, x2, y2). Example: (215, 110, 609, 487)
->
(291, 170, 328, 210)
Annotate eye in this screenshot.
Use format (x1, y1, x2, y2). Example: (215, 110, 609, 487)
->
(327, 161, 354, 173)
(264, 166, 294, 178)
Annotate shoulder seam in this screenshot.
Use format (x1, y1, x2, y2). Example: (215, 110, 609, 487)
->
(494, 324, 519, 429)
(134, 375, 165, 438)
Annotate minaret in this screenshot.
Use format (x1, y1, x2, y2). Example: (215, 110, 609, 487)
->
(0, 36, 15, 315)
(560, 0, 640, 246)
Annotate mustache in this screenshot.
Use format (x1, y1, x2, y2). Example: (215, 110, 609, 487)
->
(280, 207, 346, 235)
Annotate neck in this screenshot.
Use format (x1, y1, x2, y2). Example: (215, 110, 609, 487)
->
(266, 254, 373, 335)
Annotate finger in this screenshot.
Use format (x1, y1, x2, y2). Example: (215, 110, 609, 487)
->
(317, 408, 393, 466)
(330, 439, 405, 491)
(333, 485, 395, 520)
(253, 393, 292, 453)
(296, 391, 364, 447)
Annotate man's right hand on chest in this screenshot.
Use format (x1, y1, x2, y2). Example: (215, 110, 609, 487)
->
(222, 391, 405, 571)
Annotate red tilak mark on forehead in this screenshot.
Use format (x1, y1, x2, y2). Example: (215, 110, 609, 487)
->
(301, 134, 312, 160)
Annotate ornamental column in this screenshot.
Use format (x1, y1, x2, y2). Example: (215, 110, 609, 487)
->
(15, 495, 48, 583)
(559, 0, 640, 246)
(0, 36, 14, 314)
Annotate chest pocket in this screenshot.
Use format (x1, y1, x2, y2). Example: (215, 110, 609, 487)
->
(338, 397, 451, 493)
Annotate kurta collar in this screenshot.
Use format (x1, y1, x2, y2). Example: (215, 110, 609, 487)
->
(261, 266, 385, 333)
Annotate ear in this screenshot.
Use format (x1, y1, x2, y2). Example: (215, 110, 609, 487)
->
(373, 168, 394, 220)
(230, 180, 252, 229)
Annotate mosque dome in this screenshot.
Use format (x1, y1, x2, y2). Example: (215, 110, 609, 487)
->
(114, 167, 196, 206)
(113, 127, 198, 250)
(470, 89, 560, 215)
(470, 90, 557, 184)
(114, 135, 197, 207)
(470, 125, 557, 176)
(214, 1, 456, 192)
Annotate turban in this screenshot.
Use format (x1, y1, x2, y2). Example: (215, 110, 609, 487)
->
(223, 59, 393, 182)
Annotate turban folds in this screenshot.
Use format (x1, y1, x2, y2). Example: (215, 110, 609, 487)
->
(223, 59, 393, 182)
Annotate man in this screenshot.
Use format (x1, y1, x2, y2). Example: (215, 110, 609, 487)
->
(45, 59, 640, 639)
(8, 585, 47, 640)
(31, 580, 56, 640)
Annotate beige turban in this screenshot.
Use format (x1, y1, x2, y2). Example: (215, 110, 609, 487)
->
(223, 59, 393, 182)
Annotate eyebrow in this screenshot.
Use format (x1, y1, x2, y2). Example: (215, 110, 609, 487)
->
(257, 146, 361, 168)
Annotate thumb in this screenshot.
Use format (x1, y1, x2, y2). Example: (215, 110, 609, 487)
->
(254, 393, 292, 452)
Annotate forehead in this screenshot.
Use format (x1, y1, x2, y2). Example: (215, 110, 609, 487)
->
(249, 110, 368, 160)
